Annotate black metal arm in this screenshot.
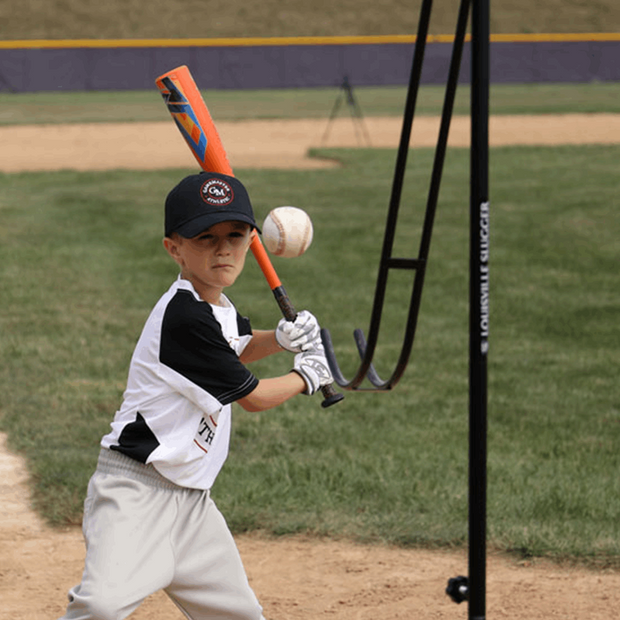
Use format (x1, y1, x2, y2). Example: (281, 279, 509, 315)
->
(322, 0, 471, 391)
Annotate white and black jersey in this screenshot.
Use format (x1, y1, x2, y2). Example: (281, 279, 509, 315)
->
(101, 278, 258, 489)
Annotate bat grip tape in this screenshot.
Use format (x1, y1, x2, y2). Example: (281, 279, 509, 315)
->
(272, 286, 297, 322)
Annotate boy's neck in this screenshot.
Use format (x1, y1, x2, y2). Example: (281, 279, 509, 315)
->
(211, 294, 228, 307)
(181, 274, 225, 306)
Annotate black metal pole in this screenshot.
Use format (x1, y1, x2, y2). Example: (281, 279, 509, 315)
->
(469, 0, 490, 618)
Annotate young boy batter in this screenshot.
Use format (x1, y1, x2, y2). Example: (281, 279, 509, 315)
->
(59, 172, 333, 620)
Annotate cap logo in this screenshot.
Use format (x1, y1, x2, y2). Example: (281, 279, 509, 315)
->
(201, 178, 234, 207)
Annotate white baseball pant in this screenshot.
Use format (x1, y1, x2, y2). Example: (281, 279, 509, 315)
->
(58, 449, 265, 620)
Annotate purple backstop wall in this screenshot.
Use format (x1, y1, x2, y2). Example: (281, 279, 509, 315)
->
(0, 39, 618, 93)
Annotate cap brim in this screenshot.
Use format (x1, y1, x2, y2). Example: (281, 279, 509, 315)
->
(174, 212, 261, 238)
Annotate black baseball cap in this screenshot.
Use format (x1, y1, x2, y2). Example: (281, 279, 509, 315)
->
(165, 171, 260, 238)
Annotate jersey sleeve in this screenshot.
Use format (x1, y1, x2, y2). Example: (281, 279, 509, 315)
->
(159, 290, 258, 405)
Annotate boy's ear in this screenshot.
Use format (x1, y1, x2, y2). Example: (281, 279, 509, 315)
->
(248, 228, 258, 252)
(163, 236, 184, 267)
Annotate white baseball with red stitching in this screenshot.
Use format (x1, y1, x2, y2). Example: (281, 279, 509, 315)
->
(262, 206, 314, 258)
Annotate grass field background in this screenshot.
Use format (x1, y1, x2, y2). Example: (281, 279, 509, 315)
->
(2, 82, 620, 126)
(0, 82, 619, 567)
(2, 0, 620, 40)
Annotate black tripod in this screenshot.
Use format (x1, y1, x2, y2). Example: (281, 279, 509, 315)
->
(0, 69, 15, 93)
(321, 76, 371, 147)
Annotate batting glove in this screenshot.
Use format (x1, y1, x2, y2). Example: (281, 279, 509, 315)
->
(275, 310, 321, 353)
(293, 343, 334, 396)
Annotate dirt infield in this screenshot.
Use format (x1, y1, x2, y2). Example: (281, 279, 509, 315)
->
(1, 114, 620, 172)
(2, 431, 619, 620)
(1, 116, 620, 619)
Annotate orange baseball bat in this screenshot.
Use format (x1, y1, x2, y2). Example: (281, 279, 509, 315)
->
(155, 66, 343, 408)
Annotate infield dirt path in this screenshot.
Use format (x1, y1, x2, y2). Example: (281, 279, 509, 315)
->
(1, 113, 619, 172)
(1, 115, 619, 619)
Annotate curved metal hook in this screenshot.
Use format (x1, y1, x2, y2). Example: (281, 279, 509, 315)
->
(322, 258, 425, 391)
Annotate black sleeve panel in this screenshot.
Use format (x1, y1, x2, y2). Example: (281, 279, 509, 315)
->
(159, 290, 258, 404)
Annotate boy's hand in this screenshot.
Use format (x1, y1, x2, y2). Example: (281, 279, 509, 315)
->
(276, 310, 321, 353)
(293, 344, 334, 396)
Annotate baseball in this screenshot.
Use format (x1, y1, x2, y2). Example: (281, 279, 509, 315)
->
(262, 206, 314, 258)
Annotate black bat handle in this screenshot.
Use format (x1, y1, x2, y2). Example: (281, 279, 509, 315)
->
(272, 286, 344, 408)
(319, 382, 346, 408)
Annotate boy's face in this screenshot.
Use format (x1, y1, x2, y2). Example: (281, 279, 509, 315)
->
(164, 221, 254, 304)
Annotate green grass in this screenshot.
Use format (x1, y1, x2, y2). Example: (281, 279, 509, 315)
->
(1, 144, 619, 567)
(2, 0, 620, 40)
(1, 82, 620, 127)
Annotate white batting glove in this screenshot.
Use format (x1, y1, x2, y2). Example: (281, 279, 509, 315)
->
(293, 343, 334, 396)
(275, 310, 321, 353)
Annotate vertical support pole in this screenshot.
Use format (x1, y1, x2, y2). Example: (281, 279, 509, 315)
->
(469, 0, 490, 618)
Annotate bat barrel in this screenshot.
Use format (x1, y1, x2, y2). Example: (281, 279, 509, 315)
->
(250, 236, 283, 291)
